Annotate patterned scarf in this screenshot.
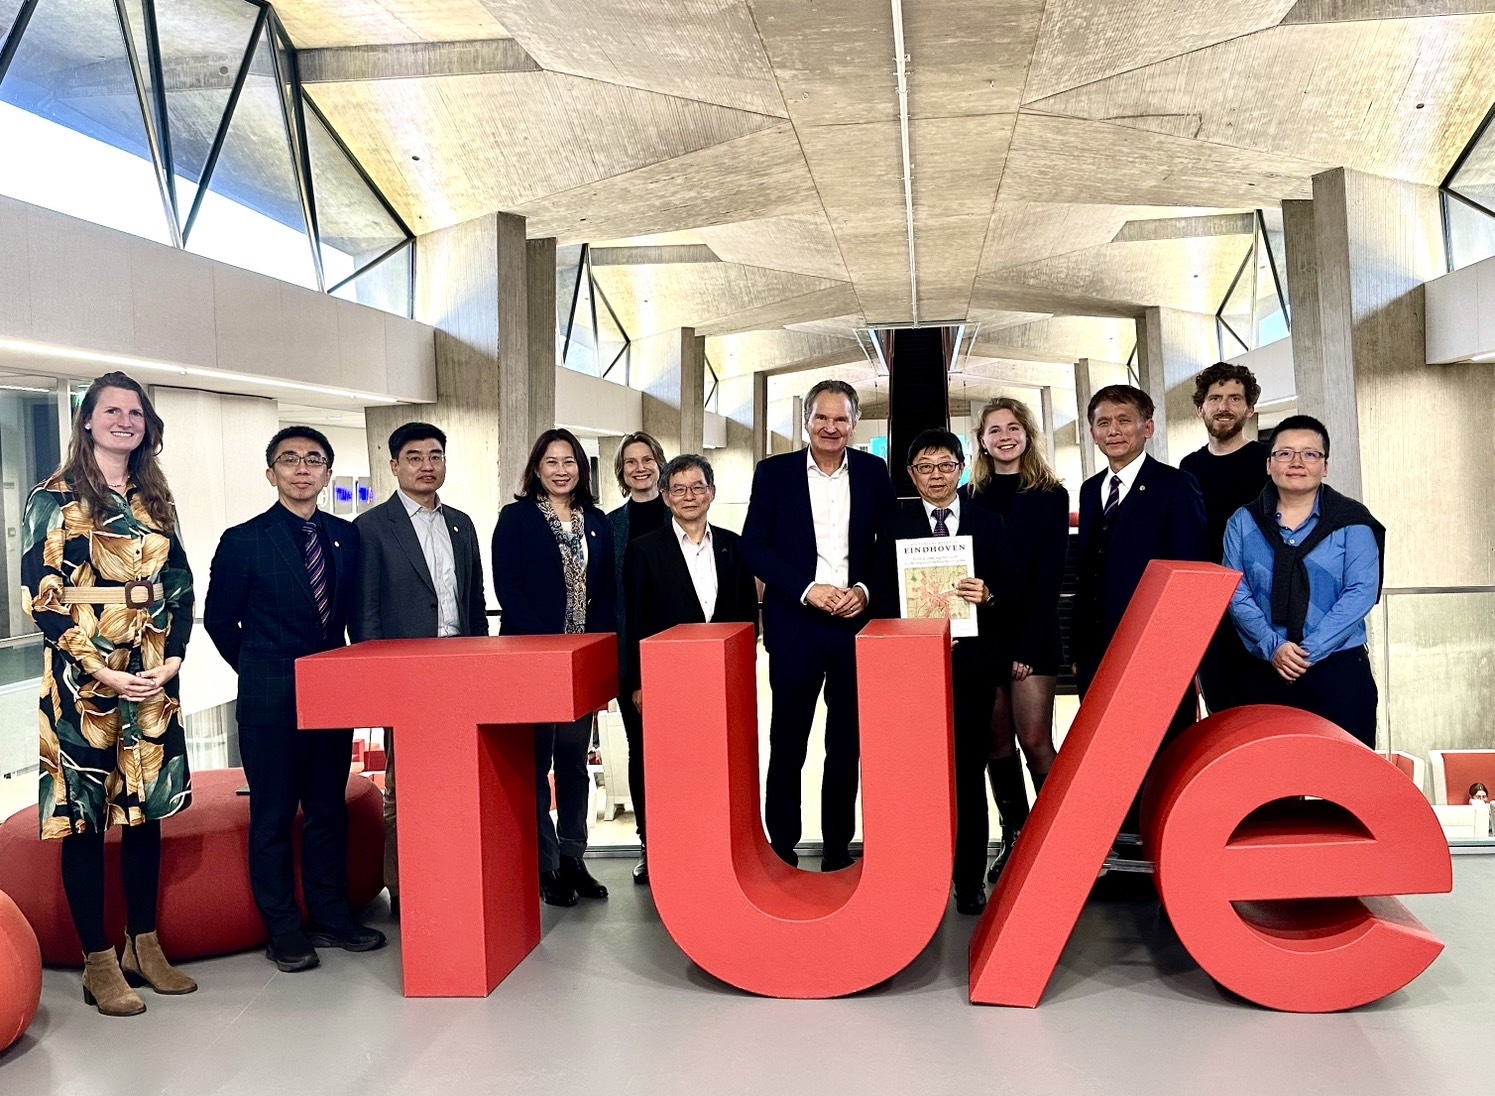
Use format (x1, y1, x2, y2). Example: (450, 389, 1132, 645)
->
(539, 496, 588, 634)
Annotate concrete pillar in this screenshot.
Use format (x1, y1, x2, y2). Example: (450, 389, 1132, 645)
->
(1135, 306, 1215, 464)
(752, 372, 768, 463)
(790, 396, 803, 450)
(1282, 198, 1324, 413)
(366, 213, 555, 606)
(1039, 385, 1057, 466)
(633, 327, 705, 459)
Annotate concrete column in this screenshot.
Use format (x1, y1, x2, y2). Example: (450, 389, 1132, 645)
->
(752, 372, 768, 463)
(366, 213, 553, 606)
(633, 327, 705, 459)
(1135, 306, 1215, 464)
(1282, 198, 1324, 413)
(1073, 359, 1096, 480)
(1039, 385, 1057, 466)
(790, 396, 803, 450)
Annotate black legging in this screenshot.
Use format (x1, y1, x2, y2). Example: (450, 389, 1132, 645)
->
(60, 821, 162, 954)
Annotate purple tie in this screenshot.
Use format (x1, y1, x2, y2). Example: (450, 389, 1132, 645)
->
(932, 508, 952, 537)
(301, 520, 331, 629)
(1103, 475, 1121, 521)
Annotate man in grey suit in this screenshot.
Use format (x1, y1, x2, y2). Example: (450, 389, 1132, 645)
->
(352, 422, 488, 911)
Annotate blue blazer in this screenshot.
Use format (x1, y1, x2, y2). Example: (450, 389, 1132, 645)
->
(492, 498, 616, 636)
(1073, 454, 1207, 665)
(203, 503, 359, 728)
(739, 447, 897, 654)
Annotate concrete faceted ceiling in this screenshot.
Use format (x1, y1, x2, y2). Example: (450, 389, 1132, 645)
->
(279, 0, 1495, 380)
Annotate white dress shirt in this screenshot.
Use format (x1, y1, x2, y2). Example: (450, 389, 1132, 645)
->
(1102, 451, 1147, 511)
(398, 488, 461, 637)
(673, 518, 718, 621)
(800, 448, 868, 604)
(921, 496, 961, 537)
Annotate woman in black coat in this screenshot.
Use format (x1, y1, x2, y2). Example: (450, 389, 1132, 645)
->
(967, 397, 1069, 882)
(493, 428, 616, 907)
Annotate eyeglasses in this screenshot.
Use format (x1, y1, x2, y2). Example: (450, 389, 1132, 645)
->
(273, 453, 328, 468)
(667, 483, 712, 498)
(401, 452, 445, 466)
(910, 461, 962, 475)
(1270, 449, 1325, 464)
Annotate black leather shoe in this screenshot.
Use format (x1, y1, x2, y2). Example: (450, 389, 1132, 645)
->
(987, 830, 1019, 884)
(821, 847, 854, 872)
(632, 846, 649, 886)
(772, 845, 799, 868)
(955, 887, 988, 916)
(266, 930, 320, 973)
(560, 855, 609, 899)
(306, 920, 387, 952)
(540, 869, 578, 907)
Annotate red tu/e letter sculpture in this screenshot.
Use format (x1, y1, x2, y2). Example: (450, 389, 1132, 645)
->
(297, 636, 617, 998)
(639, 619, 956, 998)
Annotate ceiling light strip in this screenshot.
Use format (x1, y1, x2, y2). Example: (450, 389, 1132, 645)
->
(890, 0, 918, 325)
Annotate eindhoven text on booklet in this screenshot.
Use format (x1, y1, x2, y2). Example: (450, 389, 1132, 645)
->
(895, 535, 977, 638)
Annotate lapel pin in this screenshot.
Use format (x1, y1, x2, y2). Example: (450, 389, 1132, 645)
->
(1138, 485, 1146, 493)
(334, 540, 341, 547)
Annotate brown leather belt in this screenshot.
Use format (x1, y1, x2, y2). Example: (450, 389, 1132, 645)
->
(60, 581, 163, 609)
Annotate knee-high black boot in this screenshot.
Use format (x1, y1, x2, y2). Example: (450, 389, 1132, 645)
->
(986, 756, 1030, 884)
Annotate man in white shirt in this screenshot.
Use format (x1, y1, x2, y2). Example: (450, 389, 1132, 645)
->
(740, 381, 898, 871)
(622, 454, 760, 883)
(353, 423, 489, 912)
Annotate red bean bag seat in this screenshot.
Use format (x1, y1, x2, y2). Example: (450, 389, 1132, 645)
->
(0, 768, 384, 967)
(0, 888, 42, 1054)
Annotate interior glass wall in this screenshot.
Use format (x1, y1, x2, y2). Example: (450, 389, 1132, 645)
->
(1442, 103, 1495, 272)
(557, 243, 631, 381)
(0, 0, 413, 314)
(1214, 209, 1290, 357)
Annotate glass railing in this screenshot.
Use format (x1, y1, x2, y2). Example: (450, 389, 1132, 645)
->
(1372, 585, 1495, 848)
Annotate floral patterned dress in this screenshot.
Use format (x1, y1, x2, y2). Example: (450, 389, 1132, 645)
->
(20, 474, 194, 839)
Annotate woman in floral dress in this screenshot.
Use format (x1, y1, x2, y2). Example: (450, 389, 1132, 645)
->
(21, 371, 197, 1016)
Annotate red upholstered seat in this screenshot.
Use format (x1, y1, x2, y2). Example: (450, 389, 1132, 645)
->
(0, 769, 384, 967)
(0, 888, 42, 1054)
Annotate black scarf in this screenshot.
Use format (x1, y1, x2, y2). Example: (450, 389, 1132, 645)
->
(1247, 482, 1385, 643)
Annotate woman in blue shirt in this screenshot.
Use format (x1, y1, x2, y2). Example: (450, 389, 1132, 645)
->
(1222, 415, 1385, 746)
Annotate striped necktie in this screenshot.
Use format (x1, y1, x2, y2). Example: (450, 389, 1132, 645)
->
(301, 520, 331, 629)
(932, 508, 952, 536)
(1103, 475, 1122, 521)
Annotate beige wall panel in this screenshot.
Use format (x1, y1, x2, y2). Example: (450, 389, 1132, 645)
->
(382, 311, 438, 402)
(212, 265, 286, 380)
(128, 246, 216, 367)
(0, 199, 30, 338)
(26, 205, 135, 353)
(697, 213, 849, 281)
(272, 0, 508, 48)
(308, 72, 782, 234)
(590, 261, 846, 341)
(1000, 114, 1322, 208)
(1024, 0, 1297, 101)
(279, 284, 343, 390)
(482, 0, 784, 117)
(519, 124, 822, 244)
(336, 300, 389, 393)
(1028, 18, 1495, 186)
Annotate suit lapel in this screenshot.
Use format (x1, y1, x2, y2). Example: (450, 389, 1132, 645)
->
(266, 512, 319, 615)
(791, 454, 816, 547)
(1111, 456, 1155, 541)
(710, 528, 733, 622)
(386, 496, 436, 594)
(449, 512, 472, 603)
(659, 529, 705, 624)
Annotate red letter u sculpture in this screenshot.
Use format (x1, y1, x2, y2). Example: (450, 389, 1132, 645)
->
(640, 619, 956, 998)
(297, 635, 618, 998)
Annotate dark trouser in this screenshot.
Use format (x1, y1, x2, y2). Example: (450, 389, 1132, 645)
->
(536, 714, 593, 873)
(619, 697, 647, 841)
(60, 821, 162, 954)
(382, 728, 398, 897)
(952, 648, 999, 897)
(765, 631, 860, 860)
(1197, 620, 1259, 715)
(1249, 645, 1378, 748)
(239, 722, 355, 937)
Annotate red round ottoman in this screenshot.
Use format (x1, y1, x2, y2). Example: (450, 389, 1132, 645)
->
(0, 888, 42, 1054)
(0, 768, 384, 967)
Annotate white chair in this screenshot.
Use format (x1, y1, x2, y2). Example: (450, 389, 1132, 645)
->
(595, 701, 633, 821)
(1428, 748, 1495, 805)
(1384, 750, 1427, 800)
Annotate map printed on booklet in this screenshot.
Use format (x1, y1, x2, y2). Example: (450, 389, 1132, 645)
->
(896, 535, 977, 638)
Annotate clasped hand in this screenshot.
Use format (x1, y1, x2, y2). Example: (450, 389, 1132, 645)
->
(93, 657, 182, 702)
(1271, 640, 1312, 682)
(806, 583, 868, 618)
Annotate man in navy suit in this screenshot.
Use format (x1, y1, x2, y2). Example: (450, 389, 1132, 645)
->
(741, 380, 897, 871)
(204, 426, 385, 973)
(1073, 384, 1209, 709)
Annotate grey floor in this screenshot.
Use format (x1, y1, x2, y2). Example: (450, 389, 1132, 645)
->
(3, 857, 1492, 1096)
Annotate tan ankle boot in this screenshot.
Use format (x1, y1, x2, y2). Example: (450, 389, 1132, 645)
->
(82, 949, 146, 1016)
(122, 932, 198, 995)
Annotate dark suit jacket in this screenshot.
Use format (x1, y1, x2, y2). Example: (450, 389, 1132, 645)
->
(885, 498, 1014, 667)
(1073, 454, 1208, 666)
(203, 503, 359, 728)
(492, 498, 616, 636)
(739, 447, 897, 654)
(351, 493, 488, 642)
(622, 522, 759, 690)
